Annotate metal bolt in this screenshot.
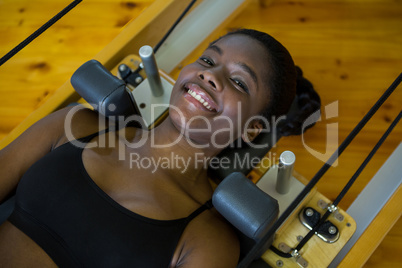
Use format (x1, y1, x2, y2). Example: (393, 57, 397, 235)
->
(297, 235, 304, 242)
(328, 204, 338, 213)
(290, 249, 300, 258)
(135, 77, 143, 84)
(328, 226, 337, 234)
(306, 208, 314, 217)
(119, 64, 127, 72)
(276, 260, 283, 267)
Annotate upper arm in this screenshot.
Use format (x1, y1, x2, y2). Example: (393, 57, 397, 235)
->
(174, 217, 240, 268)
(0, 106, 101, 203)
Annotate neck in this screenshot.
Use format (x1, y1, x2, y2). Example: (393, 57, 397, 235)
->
(138, 118, 220, 185)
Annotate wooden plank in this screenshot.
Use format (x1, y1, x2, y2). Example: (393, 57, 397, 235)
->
(0, 0, 155, 140)
(0, 0, 197, 149)
(338, 184, 402, 267)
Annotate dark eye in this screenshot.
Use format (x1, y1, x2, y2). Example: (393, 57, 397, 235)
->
(199, 56, 214, 66)
(231, 78, 249, 94)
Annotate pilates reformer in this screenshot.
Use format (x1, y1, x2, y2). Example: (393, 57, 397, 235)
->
(0, 0, 401, 267)
(67, 48, 401, 268)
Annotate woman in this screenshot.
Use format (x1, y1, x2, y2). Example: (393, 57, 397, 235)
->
(0, 29, 320, 267)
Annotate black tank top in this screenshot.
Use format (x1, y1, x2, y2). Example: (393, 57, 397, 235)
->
(8, 130, 212, 267)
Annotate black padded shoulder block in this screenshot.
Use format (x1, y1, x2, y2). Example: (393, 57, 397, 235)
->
(71, 60, 139, 118)
(213, 172, 279, 263)
(212, 172, 279, 240)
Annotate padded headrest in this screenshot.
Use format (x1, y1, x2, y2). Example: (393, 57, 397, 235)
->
(71, 60, 139, 118)
(212, 172, 279, 240)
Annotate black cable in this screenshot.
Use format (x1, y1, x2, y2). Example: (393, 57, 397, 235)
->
(237, 73, 402, 268)
(262, 93, 402, 259)
(269, 245, 291, 258)
(153, 0, 197, 54)
(333, 110, 402, 207)
(0, 0, 82, 66)
(263, 94, 402, 259)
(295, 109, 402, 251)
(125, 0, 197, 80)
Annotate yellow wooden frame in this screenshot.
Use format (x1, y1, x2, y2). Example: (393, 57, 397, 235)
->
(1, 0, 400, 267)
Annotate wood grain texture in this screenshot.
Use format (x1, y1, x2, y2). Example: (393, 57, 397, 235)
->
(0, 0, 401, 266)
(339, 184, 402, 268)
(0, 0, 154, 139)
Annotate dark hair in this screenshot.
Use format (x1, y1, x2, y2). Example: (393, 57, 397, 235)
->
(221, 29, 321, 136)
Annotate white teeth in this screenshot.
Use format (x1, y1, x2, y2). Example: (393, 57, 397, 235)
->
(187, 89, 213, 111)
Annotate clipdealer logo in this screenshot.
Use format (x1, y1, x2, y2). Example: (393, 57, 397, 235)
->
(301, 101, 339, 166)
(128, 151, 276, 174)
(63, 101, 339, 168)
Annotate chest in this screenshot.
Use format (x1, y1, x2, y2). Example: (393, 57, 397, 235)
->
(14, 143, 191, 267)
(81, 142, 200, 221)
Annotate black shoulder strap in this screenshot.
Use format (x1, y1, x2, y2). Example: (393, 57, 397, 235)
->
(186, 199, 213, 222)
(76, 128, 112, 143)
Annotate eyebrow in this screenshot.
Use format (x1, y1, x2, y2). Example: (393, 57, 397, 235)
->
(207, 44, 223, 55)
(237, 62, 258, 85)
(207, 44, 258, 85)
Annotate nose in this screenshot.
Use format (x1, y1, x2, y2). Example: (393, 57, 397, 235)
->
(198, 70, 222, 91)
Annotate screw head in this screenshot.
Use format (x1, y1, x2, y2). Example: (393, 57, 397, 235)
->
(276, 260, 283, 267)
(328, 226, 337, 234)
(135, 77, 143, 84)
(119, 64, 127, 72)
(306, 208, 314, 217)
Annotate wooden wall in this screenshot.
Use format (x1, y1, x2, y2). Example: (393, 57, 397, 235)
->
(0, 0, 401, 266)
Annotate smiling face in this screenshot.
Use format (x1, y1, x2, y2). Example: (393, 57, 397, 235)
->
(168, 34, 272, 148)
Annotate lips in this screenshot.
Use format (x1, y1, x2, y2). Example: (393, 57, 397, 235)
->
(184, 83, 218, 112)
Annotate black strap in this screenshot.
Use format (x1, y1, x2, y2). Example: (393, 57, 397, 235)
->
(76, 128, 112, 143)
(0, 0, 82, 66)
(186, 199, 213, 222)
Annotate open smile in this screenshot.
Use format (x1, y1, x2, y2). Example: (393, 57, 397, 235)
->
(184, 83, 218, 112)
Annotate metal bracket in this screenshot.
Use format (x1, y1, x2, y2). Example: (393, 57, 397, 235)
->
(299, 207, 340, 243)
(130, 76, 173, 129)
(317, 200, 345, 222)
(278, 243, 309, 268)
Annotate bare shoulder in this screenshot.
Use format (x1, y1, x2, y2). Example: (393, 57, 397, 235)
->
(173, 210, 240, 268)
(0, 106, 104, 202)
(55, 106, 102, 141)
(3, 106, 108, 153)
